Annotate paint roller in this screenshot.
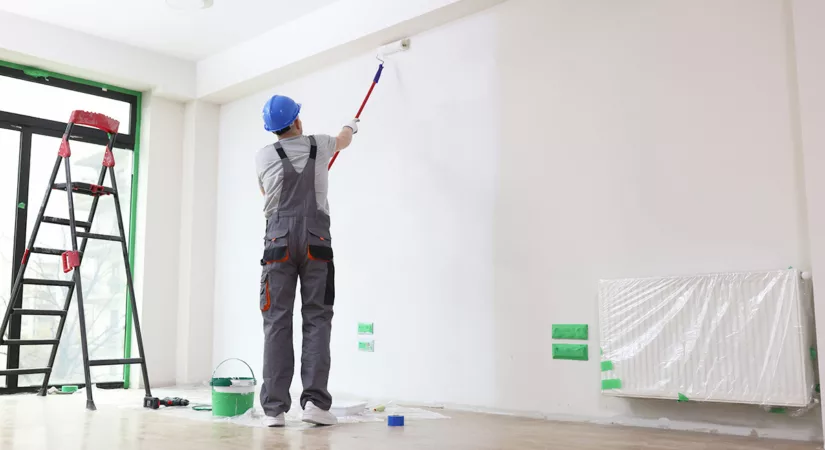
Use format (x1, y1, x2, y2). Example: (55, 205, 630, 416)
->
(328, 38, 411, 170)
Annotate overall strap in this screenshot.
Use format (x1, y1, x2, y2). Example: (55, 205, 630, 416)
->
(308, 135, 317, 160)
(274, 142, 288, 160)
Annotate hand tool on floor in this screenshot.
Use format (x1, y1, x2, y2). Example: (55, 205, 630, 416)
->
(144, 396, 190, 409)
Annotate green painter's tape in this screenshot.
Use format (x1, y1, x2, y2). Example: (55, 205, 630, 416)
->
(552, 324, 589, 340)
(358, 322, 374, 335)
(600, 361, 614, 372)
(0, 59, 141, 96)
(769, 407, 786, 414)
(552, 344, 588, 361)
(677, 393, 689, 402)
(123, 92, 143, 389)
(22, 68, 51, 79)
(811, 347, 817, 361)
(602, 379, 622, 390)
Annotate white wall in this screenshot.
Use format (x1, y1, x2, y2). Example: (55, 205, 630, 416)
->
(133, 94, 185, 387)
(176, 101, 219, 384)
(213, 0, 820, 440)
(0, 11, 195, 100)
(793, 0, 825, 439)
(196, 0, 505, 102)
(214, 6, 499, 405)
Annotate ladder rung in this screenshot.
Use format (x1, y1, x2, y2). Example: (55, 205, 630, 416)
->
(31, 247, 71, 256)
(3, 339, 59, 346)
(22, 279, 74, 287)
(0, 367, 51, 376)
(42, 216, 91, 228)
(12, 309, 67, 316)
(77, 232, 122, 242)
(89, 358, 144, 367)
(52, 182, 115, 196)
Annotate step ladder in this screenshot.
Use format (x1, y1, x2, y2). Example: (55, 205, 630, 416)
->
(0, 110, 152, 410)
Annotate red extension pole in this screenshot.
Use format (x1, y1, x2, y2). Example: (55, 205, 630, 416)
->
(328, 63, 384, 170)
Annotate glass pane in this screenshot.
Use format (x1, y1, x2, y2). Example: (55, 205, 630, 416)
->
(0, 128, 20, 388)
(0, 76, 131, 134)
(18, 135, 133, 386)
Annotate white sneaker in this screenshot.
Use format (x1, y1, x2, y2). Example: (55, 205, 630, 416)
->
(302, 402, 338, 426)
(263, 413, 285, 427)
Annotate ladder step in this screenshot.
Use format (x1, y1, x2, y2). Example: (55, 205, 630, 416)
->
(0, 367, 51, 376)
(77, 232, 123, 242)
(12, 309, 67, 316)
(3, 339, 59, 346)
(42, 216, 91, 228)
(31, 247, 71, 256)
(22, 279, 74, 287)
(52, 182, 115, 196)
(89, 358, 144, 367)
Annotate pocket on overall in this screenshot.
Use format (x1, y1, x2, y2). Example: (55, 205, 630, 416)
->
(307, 227, 334, 305)
(307, 228, 333, 262)
(260, 271, 272, 312)
(261, 228, 289, 265)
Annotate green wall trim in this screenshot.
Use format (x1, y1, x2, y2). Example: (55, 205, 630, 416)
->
(0, 59, 141, 97)
(123, 92, 142, 389)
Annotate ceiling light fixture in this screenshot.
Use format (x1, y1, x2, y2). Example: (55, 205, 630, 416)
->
(166, 0, 214, 10)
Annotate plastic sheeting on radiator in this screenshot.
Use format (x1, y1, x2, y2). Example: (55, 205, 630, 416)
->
(598, 269, 816, 407)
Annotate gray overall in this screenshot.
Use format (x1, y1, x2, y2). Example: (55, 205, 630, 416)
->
(260, 136, 335, 417)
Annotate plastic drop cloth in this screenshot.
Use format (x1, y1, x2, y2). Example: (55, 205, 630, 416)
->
(80, 385, 449, 429)
(598, 269, 816, 408)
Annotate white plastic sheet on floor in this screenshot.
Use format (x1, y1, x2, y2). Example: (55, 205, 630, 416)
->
(75, 385, 448, 429)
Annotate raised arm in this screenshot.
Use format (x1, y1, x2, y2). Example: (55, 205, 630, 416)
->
(335, 119, 359, 152)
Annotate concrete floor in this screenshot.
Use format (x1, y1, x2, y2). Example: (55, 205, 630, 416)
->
(0, 391, 821, 450)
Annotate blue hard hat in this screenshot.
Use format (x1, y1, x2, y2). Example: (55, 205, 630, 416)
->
(263, 95, 301, 132)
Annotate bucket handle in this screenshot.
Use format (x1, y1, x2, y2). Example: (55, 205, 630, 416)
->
(212, 358, 256, 382)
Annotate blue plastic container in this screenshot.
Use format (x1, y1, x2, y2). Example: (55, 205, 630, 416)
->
(388, 415, 405, 427)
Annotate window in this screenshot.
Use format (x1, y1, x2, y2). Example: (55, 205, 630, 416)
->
(0, 63, 140, 392)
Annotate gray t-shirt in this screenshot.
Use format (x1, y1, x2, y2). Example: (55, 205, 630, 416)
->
(255, 134, 336, 218)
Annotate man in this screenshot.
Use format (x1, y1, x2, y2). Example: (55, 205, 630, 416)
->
(256, 94, 358, 427)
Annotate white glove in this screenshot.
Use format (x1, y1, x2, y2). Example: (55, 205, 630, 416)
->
(344, 118, 360, 134)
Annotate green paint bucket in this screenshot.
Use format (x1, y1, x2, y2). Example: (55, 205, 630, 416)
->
(210, 358, 257, 417)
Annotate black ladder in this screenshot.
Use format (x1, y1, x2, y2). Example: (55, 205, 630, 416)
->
(0, 110, 152, 410)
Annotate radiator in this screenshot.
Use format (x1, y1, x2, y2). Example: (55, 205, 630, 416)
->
(598, 269, 815, 407)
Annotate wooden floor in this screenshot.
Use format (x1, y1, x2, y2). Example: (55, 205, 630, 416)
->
(0, 391, 820, 450)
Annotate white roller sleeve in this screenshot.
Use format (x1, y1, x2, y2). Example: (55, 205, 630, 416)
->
(378, 38, 411, 58)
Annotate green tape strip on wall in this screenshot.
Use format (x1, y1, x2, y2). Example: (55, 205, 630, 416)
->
(552, 324, 589, 340)
(677, 393, 689, 402)
(602, 379, 622, 390)
(552, 344, 588, 361)
(600, 361, 614, 372)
